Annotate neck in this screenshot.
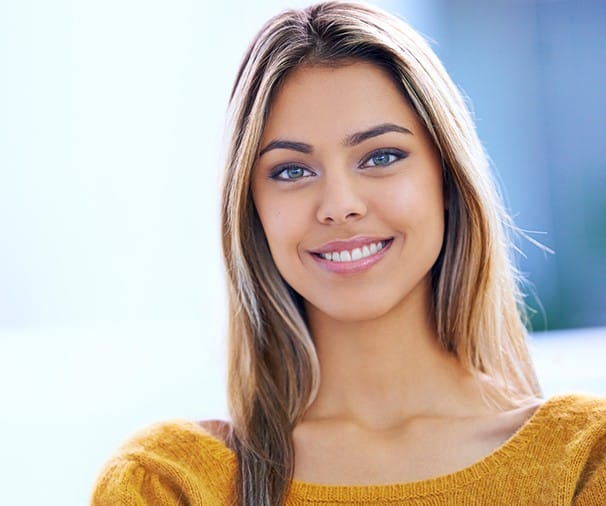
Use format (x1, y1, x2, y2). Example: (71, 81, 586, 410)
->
(303, 284, 488, 428)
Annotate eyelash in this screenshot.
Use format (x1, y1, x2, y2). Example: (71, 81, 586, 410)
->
(361, 148, 408, 168)
(270, 164, 316, 181)
(269, 148, 408, 181)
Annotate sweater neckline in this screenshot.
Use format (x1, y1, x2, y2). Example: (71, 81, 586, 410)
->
(188, 395, 570, 501)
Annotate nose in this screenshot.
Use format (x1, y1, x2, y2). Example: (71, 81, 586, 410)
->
(316, 171, 367, 225)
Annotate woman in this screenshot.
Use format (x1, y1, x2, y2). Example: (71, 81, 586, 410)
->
(92, 2, 606, 505)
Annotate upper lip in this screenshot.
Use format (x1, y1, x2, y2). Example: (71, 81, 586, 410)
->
(309, 236, 393, 254)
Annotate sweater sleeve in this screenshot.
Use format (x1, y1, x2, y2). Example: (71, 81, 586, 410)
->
(91, 456, 187, 506)
(90, 421, 235, 506)
(574, 427, 606, 506)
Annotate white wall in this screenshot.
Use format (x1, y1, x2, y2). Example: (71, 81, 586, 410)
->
(0, 1, 412, 504)
(2, 1, 603, 505)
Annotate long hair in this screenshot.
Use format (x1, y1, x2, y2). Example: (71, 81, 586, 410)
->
(220, 2, 541, 504)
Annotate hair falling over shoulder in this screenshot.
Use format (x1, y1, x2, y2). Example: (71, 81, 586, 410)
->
(219, 2, 541, 504)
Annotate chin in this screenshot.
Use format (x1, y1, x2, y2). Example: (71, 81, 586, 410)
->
(306, 298, 397, 324)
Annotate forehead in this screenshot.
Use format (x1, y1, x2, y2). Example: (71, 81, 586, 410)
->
(262, 62, 421, 143)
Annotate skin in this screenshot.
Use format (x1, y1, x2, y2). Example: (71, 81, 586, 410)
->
(248, 62, 540, 485)
(253, 62, 444, 324)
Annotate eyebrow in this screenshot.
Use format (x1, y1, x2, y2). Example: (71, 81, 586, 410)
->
(344, 122, 413, 146)
(258, 140, 312, 157)
(258, 122, 413, 157)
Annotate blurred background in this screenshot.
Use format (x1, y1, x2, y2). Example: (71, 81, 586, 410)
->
(1, 0, 604, 504)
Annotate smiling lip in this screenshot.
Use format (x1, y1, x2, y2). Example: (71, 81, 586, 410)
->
(309, 236, 394, 274)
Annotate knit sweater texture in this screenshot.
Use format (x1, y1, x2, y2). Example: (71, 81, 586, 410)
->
(92, 394, 606, 505)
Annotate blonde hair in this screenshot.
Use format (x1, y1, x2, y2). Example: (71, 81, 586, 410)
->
(220, 2, 541, 504)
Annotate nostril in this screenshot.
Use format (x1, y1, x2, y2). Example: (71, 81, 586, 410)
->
(316, 185, 367, 224)
(319, 209, 365, 224)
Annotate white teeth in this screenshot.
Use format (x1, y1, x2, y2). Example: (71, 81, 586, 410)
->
(318, 240, 388, 263)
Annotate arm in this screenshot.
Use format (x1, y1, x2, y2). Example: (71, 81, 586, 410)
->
(90, 420, 233, 506)
(574, 434, 606, 506)
(91, 457, 186, 506)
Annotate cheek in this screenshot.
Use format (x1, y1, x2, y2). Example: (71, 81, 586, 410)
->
(252, 183, 278, 240)
(379, 182, 440, 221)
(379, 173, 445, 245)
(255, 194, 308, 261)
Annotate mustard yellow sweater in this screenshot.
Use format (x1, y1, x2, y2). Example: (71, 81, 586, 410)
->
(92, 394, 606, 505)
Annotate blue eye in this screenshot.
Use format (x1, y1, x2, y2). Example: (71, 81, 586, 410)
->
(271, 165, 314, 181)
(363, 149, 407, 168)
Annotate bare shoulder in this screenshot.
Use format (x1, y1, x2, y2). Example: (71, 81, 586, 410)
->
(198, 419, 232, 445)
(484, 399, 543, 441)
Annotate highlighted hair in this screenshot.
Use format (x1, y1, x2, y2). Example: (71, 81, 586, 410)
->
(220, 2, 541, 504)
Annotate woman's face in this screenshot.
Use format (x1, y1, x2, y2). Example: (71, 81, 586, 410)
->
(251, 61, 445, 322)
